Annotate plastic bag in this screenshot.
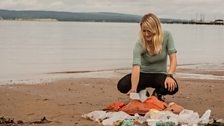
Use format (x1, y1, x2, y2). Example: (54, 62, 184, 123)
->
(178, 109, 199, 125)
(198, 109, 211, 124)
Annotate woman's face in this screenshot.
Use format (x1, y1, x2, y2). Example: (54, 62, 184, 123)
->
(141, 26, 154, 42)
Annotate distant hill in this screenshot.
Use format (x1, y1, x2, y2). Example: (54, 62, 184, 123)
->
(0, 9, 199, 24)
(0, 9, 142, 23)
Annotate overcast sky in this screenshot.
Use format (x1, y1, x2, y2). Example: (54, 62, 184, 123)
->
(0, 0, 223, 20)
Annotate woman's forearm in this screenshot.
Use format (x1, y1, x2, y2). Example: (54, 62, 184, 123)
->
(131, 66, 140, 92)
(167, 53, 177, 74)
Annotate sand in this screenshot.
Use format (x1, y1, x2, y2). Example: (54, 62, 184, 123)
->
(0, 68, 224, 126)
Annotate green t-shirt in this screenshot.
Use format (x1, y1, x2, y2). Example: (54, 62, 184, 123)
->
(133, 30, 177, 73)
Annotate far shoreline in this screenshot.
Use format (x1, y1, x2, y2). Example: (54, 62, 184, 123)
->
(0, 63, 223, 85)
(1, 19, 224, 25)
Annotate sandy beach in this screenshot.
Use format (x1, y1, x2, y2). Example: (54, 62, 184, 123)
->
(0, 67, 224, 126)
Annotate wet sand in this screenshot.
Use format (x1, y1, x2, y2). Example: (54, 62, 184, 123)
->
(0, 68, 224, 126)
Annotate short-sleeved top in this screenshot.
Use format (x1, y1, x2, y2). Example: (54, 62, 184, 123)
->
(132, 30, 177, 73)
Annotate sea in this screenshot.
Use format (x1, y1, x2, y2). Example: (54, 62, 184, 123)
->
(0, 21, 224, 84)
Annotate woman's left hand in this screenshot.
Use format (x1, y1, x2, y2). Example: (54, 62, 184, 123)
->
(164, 77, 177, 92)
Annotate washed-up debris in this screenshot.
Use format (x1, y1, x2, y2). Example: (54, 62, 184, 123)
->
(0, 117, 14, 125)
(198, 109, 211, 124)
(31, 116, 51, 124)
(130, 89, 148, 102)
(156, 121, 175, 126)
(0, 116, 51, 126)
(104, 96, 184, 116)
(207, 119, 224, 126)
(83, 93, 223, 126)
(82, 111, 130, 125)
(82, 109, 224, 126)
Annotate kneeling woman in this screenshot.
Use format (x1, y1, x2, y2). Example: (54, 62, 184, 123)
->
(117, 13, 179, 101)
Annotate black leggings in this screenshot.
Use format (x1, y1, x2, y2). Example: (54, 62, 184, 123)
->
(117, 73, 178, 95)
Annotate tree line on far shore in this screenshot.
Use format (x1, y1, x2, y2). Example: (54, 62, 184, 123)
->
(0, 9, 223, 25)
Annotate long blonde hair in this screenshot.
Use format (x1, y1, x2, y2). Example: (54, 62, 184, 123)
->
(139, 13, 163, 55)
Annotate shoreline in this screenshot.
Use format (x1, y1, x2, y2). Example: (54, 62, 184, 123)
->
(1, 19, 224, 26)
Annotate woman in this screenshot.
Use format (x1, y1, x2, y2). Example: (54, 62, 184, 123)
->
(117, 13, 178, 101)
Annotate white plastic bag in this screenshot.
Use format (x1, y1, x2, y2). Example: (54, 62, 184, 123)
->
(130, 89, 148, 102)
(102, 111, 130, 126)
(82, 110, 107, 123)
(156, 111, 179, 125)
(178, 109, 199, 125)
(147, 119, 160, 126)
(198, 109, 211, 124)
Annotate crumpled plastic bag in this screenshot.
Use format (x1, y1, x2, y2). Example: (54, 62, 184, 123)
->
(81, 110, 107, 123)
(198, 109, 211, 124)
(82, 110, 130, 126)
(130, 89, 148, 102)
(178, 109, 199, 125)
(146, 109, 178, 125)
(102, 111, 130, 126)
(156, 111, 179, 125)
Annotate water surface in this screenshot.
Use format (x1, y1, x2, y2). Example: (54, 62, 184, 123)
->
(0, 21, 223, 83)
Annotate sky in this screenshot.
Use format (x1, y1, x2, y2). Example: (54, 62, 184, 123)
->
(0, 0, 224, 21)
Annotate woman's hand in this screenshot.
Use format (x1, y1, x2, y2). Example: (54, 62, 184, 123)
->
(127, 88, 137, 95)
(164, 77, 177, 92)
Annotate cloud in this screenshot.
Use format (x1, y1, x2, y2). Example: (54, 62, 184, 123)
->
(0, 0, 68, 11)
(47, 1, 66, 10)
(143, 0, 224, 20)
(0, 0, 40, 10)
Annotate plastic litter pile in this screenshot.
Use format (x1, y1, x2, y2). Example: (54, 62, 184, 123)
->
(82, 109, 214, 126)
(82, 90, 224, 126)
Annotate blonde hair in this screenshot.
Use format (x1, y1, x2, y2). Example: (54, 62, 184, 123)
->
(139, 13, 163, 55)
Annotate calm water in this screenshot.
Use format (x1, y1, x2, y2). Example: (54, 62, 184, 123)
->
(0, 21, 224, 82)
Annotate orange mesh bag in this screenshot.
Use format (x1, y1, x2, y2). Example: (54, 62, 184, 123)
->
(120, 100, 151, 115)
(103, 102, 126, 111)
(144, 96, 168, 111)
(120, 96, 168, 115)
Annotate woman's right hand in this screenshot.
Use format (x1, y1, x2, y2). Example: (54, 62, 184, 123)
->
(127, 88, 137, 95)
